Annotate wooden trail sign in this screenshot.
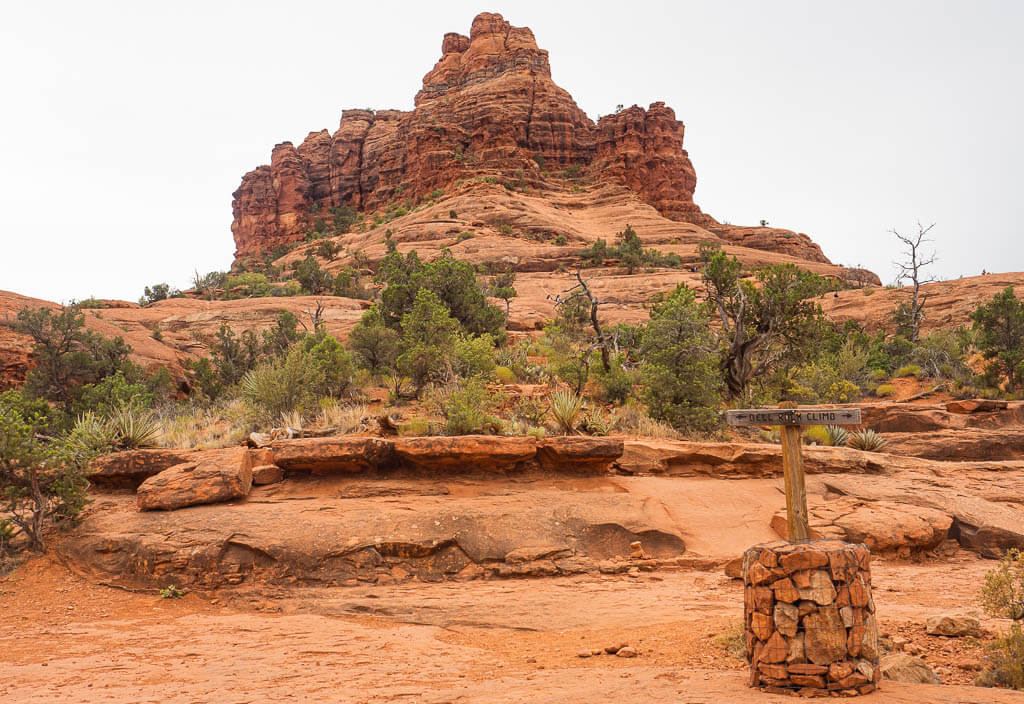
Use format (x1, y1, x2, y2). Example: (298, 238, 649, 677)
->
(725, 405, 862, 541)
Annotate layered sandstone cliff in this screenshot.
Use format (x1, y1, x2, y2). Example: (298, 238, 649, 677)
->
(232, 12, 825, 264)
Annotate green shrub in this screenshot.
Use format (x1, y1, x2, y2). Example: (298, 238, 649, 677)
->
(397, 289, 460, 396)
(223, 272, 276, 298)
(895, 364, 921, 379)
(513, 396, 548, 426)
(457, 232, 474, 242)
(972, 286, 1024, 393)
(638, 284, 722, 431)
(977, 550, 1024, 689)
(981, 549, 1024, 621)
(398, 418, 432, 437)
(300, 332, 356, 398)
(441, 377, 502, 435)
(0, 408, 90, 552)
(0, 391, 54, 433)
(159, 585, 185, 599)
(847, 429, 887, 451)
(349, 306, 401, 375)
(74, 371, 154, 418)
(596, 358, 633, 404)
(141, 283, 181, 305)
(240, 348, 322, 423)
(14, 305, 135, 422)
(976, 624, 1024, 690)
(452, 334, 496, 379)
(875, 384, 897, 397)
(376, 248, 504, 337)
(803, 425, 831, 446)
(294, 255, 333, 295)
(494, 366, 517, 384)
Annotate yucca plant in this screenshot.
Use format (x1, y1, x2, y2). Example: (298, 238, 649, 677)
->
(67, 411, 118, 456)
(582, 408, 617, 436)
(550, 390, 584, 434)
(109, 405, 161, 449)
(847, 428, 887, 452)
(826, 425, 850, 447)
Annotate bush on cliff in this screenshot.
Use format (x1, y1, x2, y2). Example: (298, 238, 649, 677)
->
(578, 225, 682, 273)
(376, 247, 505, 337)
(13, 305, 170, 425)
(140, 282, 181, 305)
(294, 255, 333, 295)
(972, 286, 1024, 394)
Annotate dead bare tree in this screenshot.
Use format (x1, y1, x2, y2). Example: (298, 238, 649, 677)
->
(305, 299, 326, 332)
(547, 270, 611, 373)
(892, 221, 937, 342)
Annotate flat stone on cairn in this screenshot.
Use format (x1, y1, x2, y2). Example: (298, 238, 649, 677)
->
(743, 540, 880, 696)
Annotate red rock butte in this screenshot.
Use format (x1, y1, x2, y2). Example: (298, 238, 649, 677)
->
(230, 12, 834, 270)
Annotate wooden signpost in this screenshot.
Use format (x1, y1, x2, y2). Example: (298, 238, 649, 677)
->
(725, 404, 862, 541)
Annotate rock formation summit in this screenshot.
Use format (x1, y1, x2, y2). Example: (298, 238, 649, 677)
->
(230, 12, 835, 270)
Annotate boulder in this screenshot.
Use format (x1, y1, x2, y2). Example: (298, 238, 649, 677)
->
(391, 436, 536, 472)
(251, 465, 284, 486)
(88, 449, 197, 488)
(536, 437, 623, 472)
(879, 653, 940, 684)
(926, 614, 983, 637)
(271, 437, 392, 473)
(137, 448, 252, 511)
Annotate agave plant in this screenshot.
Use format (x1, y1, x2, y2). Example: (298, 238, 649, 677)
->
(109, 405, 161, 449)
(550, 390, 584, 434)
(826, 425, 850, 447)
(847, 428, 887, 452)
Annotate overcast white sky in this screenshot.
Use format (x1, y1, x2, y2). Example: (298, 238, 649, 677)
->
(1, 1, 1021, 303)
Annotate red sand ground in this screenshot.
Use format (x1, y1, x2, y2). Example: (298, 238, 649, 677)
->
(3, 552, 1022, 703)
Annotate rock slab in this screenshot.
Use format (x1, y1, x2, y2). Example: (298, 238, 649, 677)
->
(137, 448, 252, 511)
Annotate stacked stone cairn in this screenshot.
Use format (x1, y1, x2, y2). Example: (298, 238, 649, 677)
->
(742, 540, 881, 696)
